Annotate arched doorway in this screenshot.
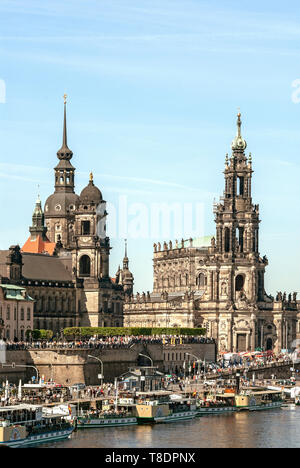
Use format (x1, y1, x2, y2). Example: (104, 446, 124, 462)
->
(266, 338, 273, 351)
(79, 255, 91, 277)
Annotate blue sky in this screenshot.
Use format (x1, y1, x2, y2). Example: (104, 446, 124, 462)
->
(0, 0, 300, 294)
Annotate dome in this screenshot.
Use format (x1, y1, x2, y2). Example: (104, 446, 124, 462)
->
(44, 192, 80, 216)
(79, 173, 102, 205)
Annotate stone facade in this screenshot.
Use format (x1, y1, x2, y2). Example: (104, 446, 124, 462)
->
(124, 114, 298, 354)
(163, 343, 216, 373)
(0, 283, 34, 341)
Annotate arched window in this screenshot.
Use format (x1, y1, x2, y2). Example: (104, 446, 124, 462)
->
(238, 176, 244, 196)
(266, 338, 273, 351)
(79, 255, 91, 277)
(196, 273, 206, 288)
(235, 275, 245, 292)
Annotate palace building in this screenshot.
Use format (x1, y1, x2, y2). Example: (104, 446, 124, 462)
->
(124, 114, 299, 354)
(0, 98, 134, 335)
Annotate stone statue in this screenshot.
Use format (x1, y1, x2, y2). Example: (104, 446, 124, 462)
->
(293, 292, 298, 302)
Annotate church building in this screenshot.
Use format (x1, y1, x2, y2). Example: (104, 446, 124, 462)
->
(0, 98, 134, 335)
(124, 114, 298, 353)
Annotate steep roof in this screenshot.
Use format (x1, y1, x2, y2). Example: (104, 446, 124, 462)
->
(22, 235, 56, 255)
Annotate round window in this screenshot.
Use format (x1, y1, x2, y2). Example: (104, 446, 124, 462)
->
(55, 204, 61, 212)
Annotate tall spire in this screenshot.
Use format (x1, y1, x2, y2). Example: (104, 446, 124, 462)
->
(123, 239, 129, 270)
(57, 94, 73, 161)
(231, 111, 247, 152)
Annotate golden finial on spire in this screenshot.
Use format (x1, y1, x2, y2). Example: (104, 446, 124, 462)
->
(63, 93, 67, 104)
(89, 172, 93, 182)
(231, 109, 247, 151)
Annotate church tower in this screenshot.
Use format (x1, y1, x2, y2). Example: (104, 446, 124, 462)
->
(44, 96, 79, 248)
(29, 195, 48, 241)
(214, 112, 267, 306)
(72, 173, 120, 327)
(115, 240, 134, 296)
(73, 172, 109, 280)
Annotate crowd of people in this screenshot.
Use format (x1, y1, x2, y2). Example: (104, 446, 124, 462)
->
(0, 382, 116, 407)
(4, 335, 215, 350)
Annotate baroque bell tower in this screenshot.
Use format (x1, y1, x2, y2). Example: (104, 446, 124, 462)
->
(44, 95, 79, 248)
(214, 113, 266, 305)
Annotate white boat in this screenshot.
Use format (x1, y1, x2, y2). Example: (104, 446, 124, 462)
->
(0, 404, 74, 448)
(235, 389, 283, 411)
(135, 394, 197, 424)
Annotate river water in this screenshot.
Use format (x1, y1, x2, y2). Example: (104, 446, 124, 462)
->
(40, 408, 300, 448)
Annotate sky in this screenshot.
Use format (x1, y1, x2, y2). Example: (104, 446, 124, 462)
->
(0, 0, 300, 294)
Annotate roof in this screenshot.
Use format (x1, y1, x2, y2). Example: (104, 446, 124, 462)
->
(80, 179, 102, 205)
(0, 284, 34, 301)
(0, 250, 73, 283)
(22, 235, 56, 255)
(22, 253, 73, 282)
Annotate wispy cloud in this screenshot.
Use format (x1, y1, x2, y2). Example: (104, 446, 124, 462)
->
(0, 162, 212, 196)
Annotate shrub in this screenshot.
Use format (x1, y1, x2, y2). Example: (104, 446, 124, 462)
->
(63, 327, 206, 338)
(26, 329, 53, 340)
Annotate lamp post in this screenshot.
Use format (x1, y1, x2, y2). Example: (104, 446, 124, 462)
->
(14, 364, 39, 383)
(88, 355, 104, 386)
(138, 353, 153, 367)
